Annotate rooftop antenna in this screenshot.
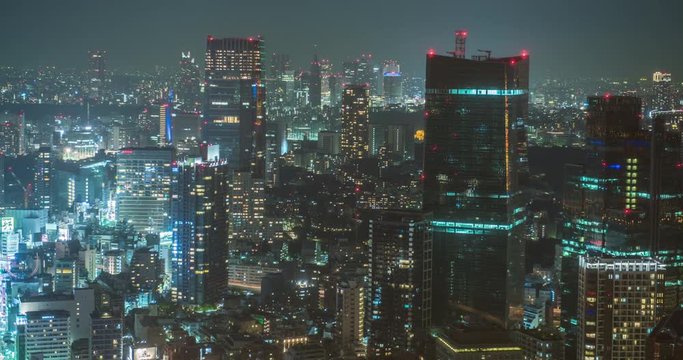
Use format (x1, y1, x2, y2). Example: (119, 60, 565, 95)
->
(448, 30, 468, 59)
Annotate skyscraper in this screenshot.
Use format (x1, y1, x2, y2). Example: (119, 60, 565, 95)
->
(171, 160, 229, 304)
(340, 84, 369, 162)
(115, 147, 174, 234)
(337, 280, 365, 357)
(577, 257, 666, 360)
(423, 45, 529, 326)
(228, 170, 265, 249)
(652, 72, 675, 112)
(33, 146, 53, 212)
(88, 50, 108, 101)
(176, 51, 201, 111)
(159, 102, 172, 146)
(203, 36, 265, 178)
(651, 113, 683, 305)
(309, 52, 322, 108)
(561, 96, 651, 328)
(367, 210, 432, 357)
(382, 60, 403, 106)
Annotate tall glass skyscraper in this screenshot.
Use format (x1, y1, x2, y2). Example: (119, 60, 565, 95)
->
(171, 160, 229, 304)
(203, 36, 266, 178)
(423, 50, 529, 326)
(115, 147, 174, 234)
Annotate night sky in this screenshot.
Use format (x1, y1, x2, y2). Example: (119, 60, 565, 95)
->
(1, 0, 682, 81)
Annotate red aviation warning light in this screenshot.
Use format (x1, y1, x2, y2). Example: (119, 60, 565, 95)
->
(427, 48, 436, 58)
(520, 49, 529, 58)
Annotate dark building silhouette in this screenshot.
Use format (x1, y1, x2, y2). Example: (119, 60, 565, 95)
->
(647, 307, 683, 360)
(423, 47, 529, 326)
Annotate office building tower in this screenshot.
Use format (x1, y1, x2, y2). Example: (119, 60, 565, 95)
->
(382, 60, 403, 106)
(337, 280, 365, 357)
(92, 315, 123, 360)
(340, 84, 369, 161)
(267, 53, 293, 110)
(19, 289, 95, 343)
(18, 310, 71, 360)
(309, 53, 322, 108)
(344, 54, 373, 88)
(562, 96, 652, 327)
(367, 210, 432, 357)
(53, 258, 78, 293)
(103, 249, 125, 275)
(33, 146, 53, 212)
(651, 113, 683, 305)
(88, 50, 108, 101)
(130, 247, 162, 292)
(176, 51, 201, 111)
(203, 36, 265, 177)
(652, 72, 675, 112)
(0, 117, 21, 157)
(319, 59, 334, 107)
(228, 171, 265, 249)
(115, 147, 174, 234)
(171, 160, 229, 304)
(577, 257, 666, 360)
(159, 102, 172, 146)
(423, 44, 529, 326)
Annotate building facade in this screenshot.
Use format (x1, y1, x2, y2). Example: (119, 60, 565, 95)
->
(423, 49, 529, 326)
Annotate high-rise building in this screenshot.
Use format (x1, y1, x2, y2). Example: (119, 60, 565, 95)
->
(340, 84, 369, 161)
(343, 54, 373, 88)
(92, 314, 123, 360)
(577, 257, 666, 360)
(176, 52, 201, 111)
(337, 280, 365, 357)
(228, 171, 265, 249)
(652, 72, 675, 112)
(267, 53, 293, 110)
(0, 121, 21, 156)
(319, 59, 334, 107)
(382, 60, 403, 106)
(88, 50, 108, 101)
(18, 310, 72, 360)
(561, 96, 653, 329)
(33, 146, 53, 212)
(651, 113, 683, 305)
(423, 45, 529, 326)
(309, 53, 322, 108)
(159, 102, 173, 146)
(171, 160, 229, 304)
(367, 210, 432, 357)
(130, 247, 162, 292)
(203, 36, 265, 177)
(115, 147, 174, 234)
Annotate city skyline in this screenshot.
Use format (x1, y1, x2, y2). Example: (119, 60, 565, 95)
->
(0, 2, 681, 358)
(2, 0, 683, 79)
